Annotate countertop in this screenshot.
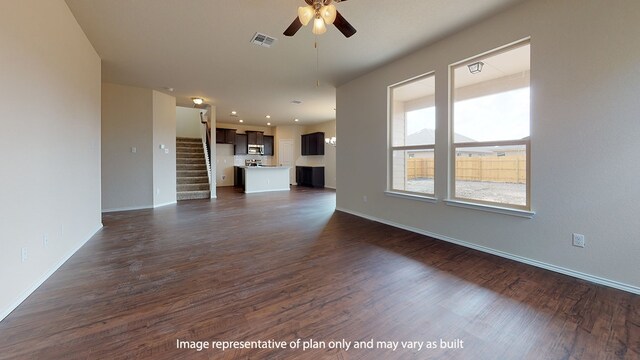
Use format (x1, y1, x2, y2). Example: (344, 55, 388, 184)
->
(237, 165, 290, 169)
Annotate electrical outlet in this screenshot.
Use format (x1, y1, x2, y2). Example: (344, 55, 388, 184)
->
(43, 234, 49, 248)
(21, 247, 28, 262)
(572, 233, 585, 248)
(156, 188, 160, 195)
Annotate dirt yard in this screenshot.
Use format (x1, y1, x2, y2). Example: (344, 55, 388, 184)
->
(406, 179, 526, 206)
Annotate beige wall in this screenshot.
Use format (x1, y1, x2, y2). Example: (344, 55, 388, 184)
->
(102, 84, 176, 211)
(176, 106, 201, 139)
(0, 0, 102, 320)
(102, 83, 154, 211)
(152, 91, 177, 207)
(337, 0, 640, 293)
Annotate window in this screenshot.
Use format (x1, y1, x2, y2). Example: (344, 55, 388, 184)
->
(450, 41, 530, 210)
(389, 73, 436, 196)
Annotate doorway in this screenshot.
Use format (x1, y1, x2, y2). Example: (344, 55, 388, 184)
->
(278, 139, 295, 184)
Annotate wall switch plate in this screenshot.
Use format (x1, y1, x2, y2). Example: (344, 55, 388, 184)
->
(131, 147, 137, 153)
(572, 233, 585, 248)
(363, 195, 368, 203)
(160, 144, 165, 149)
(156, 188, 160, 195)
(21, 247, 28, 262)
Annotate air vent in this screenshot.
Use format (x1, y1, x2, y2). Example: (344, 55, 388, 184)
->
(250, 32, 277, 48)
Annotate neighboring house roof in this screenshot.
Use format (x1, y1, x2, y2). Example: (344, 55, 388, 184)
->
(406, 129, 475, 146)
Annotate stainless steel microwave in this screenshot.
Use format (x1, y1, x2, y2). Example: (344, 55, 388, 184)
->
(248, 145, 264, 155)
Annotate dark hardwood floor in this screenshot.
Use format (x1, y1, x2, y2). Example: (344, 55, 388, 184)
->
(0, 187, 638, 359)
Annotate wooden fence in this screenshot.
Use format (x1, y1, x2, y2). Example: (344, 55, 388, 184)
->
(407, 156, 526, 184)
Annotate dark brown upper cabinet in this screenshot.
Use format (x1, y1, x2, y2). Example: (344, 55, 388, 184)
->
(246, 131, 264, 145)
(234, 133, 248, 155)
(216, 128, 236, 144)
(263, 135, 274, 156)
(301, 132, 325, 156)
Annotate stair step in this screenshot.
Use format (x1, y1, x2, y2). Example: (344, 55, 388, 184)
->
(177, 158, 205, 165)
(177, 183, 210, 192)
(177, 176, 209, 185)
(177, 170, 208, 177)
(177, 190, 211, 201)
(176, 148, 204, 155)
(176, 137, 200, 143)
(176, 152, 204, 159)
(176, 142, 202, 149)
(177, 163, 207, 171)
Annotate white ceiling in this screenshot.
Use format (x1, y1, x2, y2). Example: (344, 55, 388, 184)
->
(65, 0, 525, 126)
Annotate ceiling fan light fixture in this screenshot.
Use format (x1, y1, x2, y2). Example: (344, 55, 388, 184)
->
(312, 16, 327, 35)
(320, 4, 337, 24)
(298, 6, 314, 26)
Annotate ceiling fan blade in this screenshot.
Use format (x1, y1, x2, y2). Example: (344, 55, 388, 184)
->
(305, 0, 313, 5)
(283, 17, 303, 37)
(333, 10, 356, 38)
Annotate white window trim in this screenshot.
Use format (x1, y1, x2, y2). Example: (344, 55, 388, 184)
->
(449, 39, 532, 212)
(385, 190, 437, 203)
(388, 72, 436, 198)
(444, 199, 535, 218)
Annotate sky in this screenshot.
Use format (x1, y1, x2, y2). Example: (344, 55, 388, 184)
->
(406, 87, 530, 142)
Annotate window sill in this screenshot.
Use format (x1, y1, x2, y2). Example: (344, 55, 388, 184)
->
(384, 191, 437, 203)
(444, 199, 535, 218)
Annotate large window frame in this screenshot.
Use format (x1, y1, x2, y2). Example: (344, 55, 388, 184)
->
(448, 39, 532, 213)
(387, 72, 437, 199)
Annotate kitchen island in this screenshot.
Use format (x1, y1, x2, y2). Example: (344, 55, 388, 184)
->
(234, 166, 290, 194)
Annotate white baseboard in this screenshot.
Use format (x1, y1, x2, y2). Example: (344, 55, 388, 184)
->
(0, 223, 104, 322)
(102, 205, 152, 213)
(325, 186, 336, 190)
(153, 200, 177, 208)
(336, 207, 640, 295)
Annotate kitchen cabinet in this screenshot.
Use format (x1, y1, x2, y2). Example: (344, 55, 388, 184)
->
(301, 132, 324, 155)
(234, 166, 245, 188)
(234, 134, 248, 155)
(296, 166, 324, 188)
(246, 131, 264, 145)
(216, 128, 236, 144)
(263, 135, 274, 156)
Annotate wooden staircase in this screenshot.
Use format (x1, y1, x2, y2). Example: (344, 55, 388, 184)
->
(176, 137, 210, 200)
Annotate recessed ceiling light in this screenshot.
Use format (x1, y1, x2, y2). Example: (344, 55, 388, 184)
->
(164, 87, 174, 92)
(267, 122, 271, 126)
(291, 100, 303, 104)
(294, 118, 299, 122)
(192, 98, 204, 105)
(239, 119, 244, 123)
(266, 115, 271, 119)
(231, 111, 237, 115)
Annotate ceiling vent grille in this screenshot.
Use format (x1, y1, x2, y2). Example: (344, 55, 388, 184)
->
(250, 32, 277, 48)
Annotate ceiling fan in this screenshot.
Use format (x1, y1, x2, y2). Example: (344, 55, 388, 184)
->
(283, 0, 356, 38)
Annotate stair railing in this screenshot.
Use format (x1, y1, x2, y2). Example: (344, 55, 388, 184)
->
(200, 112, 213, 192)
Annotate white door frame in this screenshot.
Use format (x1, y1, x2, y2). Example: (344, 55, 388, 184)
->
(278, 139, 295, 185)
